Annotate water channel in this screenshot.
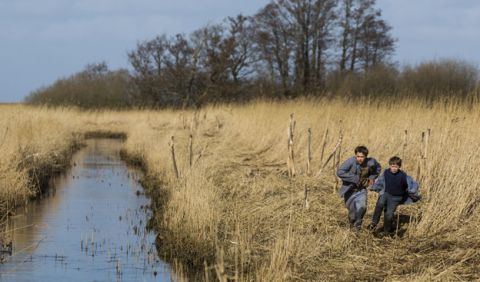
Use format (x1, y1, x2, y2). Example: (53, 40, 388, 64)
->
(0, 139, 172, 281)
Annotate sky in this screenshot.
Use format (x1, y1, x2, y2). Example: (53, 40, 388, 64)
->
(0, 0, 479, 103)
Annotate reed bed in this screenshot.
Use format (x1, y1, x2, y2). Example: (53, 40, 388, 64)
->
(1, 98, 480, 280)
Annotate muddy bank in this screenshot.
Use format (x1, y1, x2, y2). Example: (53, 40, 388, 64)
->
(120, 150, 216, 278)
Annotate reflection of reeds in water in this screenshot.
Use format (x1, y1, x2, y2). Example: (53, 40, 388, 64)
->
(75, 190, 163, 278)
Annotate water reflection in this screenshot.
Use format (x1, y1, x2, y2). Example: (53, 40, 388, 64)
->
(0, 139, 171, 281)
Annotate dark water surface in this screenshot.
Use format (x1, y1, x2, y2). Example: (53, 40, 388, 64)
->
(0, 139, 172, 281)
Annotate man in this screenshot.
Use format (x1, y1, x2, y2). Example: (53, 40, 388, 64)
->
(337, 146, 381, 231)
(369, 156, 420, 234)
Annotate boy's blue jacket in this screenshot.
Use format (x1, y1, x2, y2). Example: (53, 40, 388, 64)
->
(336, 157, 381, 197)
(371, 169, 420, 204)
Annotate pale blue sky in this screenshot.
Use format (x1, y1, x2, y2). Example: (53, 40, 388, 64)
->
(0, 0, 479, 102)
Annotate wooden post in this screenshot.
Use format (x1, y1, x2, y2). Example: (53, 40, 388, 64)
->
(333, 126, 343, 192)
(170, 136, 179, 179)
(421, 131, 426, 159)
(216, 116, 222, 130)
(204, 261, 209, 282)
(287, 113, 296, 177)
(306, 128, 312, 176)
(320, 128, 329, 164)
(402, 130, 408, 156)
(190, 116, 195, 132)
(189, 133, 193, 167)
(396, 213, 400, 237)
(421, 129, 431, 187)
(182, 115, 187, 129)
(304, 184, 309, 210)
(332, 148, 337, 192)
(425, 128, 430, 160)
(336, 126, 343, 169)
(416, 131, 425, 182)
(315, 133, 344, 178)
(192, 111, 199, 130)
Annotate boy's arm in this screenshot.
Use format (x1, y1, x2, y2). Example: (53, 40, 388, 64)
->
(336, 158, 359, 184)
(369, 159, 382, 180)
(370, 173, 385, 192)
(406, 175, 419, 195)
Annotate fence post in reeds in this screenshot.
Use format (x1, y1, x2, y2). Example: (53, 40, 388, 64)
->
(315, 131, 343, 179)
(333, 126, 343, 193)
(215, 248, 227, 282)
(306, 128, 312, 176)
(320, 128, 329, 164)
(421, 129, 431, 192)
(204, 261, 209, 282)
(216, 116, 223, 130)
(304, 184, 309, 210)
(396, 213, 401, 237)
(287, 113, 296, 177)
(182, 115, 187, 129)
(402, 130, 408, 158)
(416, 131, 427, 184)
(425, 128, 430, 160)
(169, 136, 179, 179)
(332, 150, 337, 191)
(192, 111, 199, 131)
(189, 133, 193, 167)
(416, 131, 425, 183)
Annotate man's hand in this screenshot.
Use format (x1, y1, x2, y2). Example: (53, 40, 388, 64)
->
(359, 178, 370, 188)
(368, 179, 375, 186)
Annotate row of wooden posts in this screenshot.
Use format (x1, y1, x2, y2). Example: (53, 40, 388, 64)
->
(167, 113, 431, 208)
(169, 114, 210, 180)
(168, 112, 345, 182)
(287, 113, 344, 180)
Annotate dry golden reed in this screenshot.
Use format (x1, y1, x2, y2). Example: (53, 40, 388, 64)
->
(1, 97, 480, 280)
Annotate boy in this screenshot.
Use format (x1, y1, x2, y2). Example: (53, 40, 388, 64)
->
(337, 146, 381, 230)
(369, 156, 420, 234)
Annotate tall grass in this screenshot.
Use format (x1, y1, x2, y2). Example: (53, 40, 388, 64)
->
(0, 106, 82, 216)
(1, 97, 480, 280)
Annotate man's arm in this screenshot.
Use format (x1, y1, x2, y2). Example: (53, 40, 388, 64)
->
(336, 158, 359, 184)
(369, 159, 382, 180)
(370, 173, 385, 192)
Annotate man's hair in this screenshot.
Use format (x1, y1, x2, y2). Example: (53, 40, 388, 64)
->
(354, 145, 369, 156)
(389, 156, 402, 167)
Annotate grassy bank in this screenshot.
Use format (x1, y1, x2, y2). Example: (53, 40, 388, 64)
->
(0, 106, 82, 217)
(1, 99, 480, 280)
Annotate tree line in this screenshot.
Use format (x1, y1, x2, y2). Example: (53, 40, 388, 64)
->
(26, 0, 479, 108)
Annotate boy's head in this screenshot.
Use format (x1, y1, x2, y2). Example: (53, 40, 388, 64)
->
(388, 156, 402, 173)
(354, 146, 369, 164)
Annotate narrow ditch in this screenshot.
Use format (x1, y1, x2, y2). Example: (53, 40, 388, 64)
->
(0, 138, 175, 281)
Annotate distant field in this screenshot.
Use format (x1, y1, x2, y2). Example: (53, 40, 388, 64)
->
(1, 98, 480, 280)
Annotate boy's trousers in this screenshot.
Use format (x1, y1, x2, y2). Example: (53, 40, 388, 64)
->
(372, 192, 404, 232)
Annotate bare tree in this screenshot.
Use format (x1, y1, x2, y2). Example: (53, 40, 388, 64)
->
(358, 12, 395, 69)
(225, 15, 255, 84)
(127, 35, 169, 105)
(253, 2, 295, 96)
(337, 0, 394, 72)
